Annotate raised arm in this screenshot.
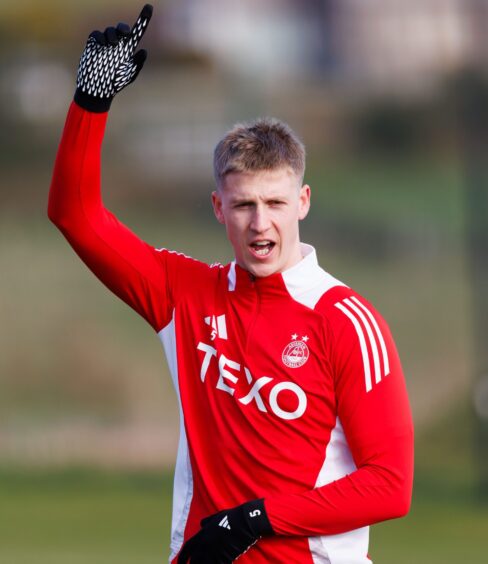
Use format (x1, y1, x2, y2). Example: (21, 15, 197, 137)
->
(48, 5, 175, 332)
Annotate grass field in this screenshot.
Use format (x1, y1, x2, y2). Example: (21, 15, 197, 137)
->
(0, 470, 172, 564)
(371, 499, 488, 564)
(0, 468, 486, 564)
(1, 403, 487, 564)
(0, 402, 488, 564)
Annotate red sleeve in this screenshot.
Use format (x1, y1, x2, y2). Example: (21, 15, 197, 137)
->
(48, 102, 194, 332)
(265, 292, 414, 536)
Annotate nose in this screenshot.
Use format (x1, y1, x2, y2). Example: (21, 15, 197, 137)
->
(250, 206, 271, 233)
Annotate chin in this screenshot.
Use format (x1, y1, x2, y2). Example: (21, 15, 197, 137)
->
(248, 262, 279, 278)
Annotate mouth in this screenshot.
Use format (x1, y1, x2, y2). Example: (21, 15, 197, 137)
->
(249, 240, 276, 258)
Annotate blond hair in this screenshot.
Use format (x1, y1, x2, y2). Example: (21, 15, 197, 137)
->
(214, 117, 306, 188)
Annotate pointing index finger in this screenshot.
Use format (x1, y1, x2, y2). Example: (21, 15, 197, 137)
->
(129, 4, 153, 51)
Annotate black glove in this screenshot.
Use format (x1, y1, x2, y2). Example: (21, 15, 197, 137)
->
(177, 499, 274, 563)
(74, 4, 153, 113)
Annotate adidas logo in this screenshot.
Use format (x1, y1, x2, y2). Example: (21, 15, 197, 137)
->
(204, 314, 228, 341)
(219, 515, 231, 530)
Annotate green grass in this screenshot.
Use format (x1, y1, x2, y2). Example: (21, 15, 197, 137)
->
(371, 400, 488, 564)
(0, 467, 486, 564)
(1, 403, 485, 564)
(0, 469, 173, 564)
(371, 499, 488, 564)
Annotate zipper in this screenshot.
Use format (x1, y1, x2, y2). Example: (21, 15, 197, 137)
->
(244, 276, 260, 354)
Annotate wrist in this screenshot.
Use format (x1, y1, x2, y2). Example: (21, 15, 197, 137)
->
(74, 88, 113, 113)
(242, 499, 274, 538)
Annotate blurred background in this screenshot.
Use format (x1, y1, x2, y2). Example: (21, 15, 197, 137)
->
(1, 0, 488, 562)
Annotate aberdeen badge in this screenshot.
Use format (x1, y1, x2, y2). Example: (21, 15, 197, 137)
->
(282, 334, 310, 368)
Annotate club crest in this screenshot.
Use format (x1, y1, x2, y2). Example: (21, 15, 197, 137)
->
(282, 334, 310, 368)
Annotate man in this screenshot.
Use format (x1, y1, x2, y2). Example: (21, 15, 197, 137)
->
(49, 5, 414, 563)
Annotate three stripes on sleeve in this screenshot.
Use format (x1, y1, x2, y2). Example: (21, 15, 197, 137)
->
(335, 297, 390, 393)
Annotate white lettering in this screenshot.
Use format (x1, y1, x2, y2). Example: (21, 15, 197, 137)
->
(196, 342, 308, 420)
(239, 376, 273, 412)
(269, 382, 307, 421)
(217, 354, 240, 396)
(197, 342, 217, 382)
(244, 367, 253, 384)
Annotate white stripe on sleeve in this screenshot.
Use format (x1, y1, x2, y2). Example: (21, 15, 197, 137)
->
(344, 298, 381, 385)
(351, 296, 390, 376)
(335, 302, 373, 392)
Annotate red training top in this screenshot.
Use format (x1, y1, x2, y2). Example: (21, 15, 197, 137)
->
(49, 102, 414, 564)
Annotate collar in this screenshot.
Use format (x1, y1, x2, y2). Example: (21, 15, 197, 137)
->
(227, 243, 346, 306)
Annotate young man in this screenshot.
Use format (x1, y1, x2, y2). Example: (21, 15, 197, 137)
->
(48, 5, 414, 563)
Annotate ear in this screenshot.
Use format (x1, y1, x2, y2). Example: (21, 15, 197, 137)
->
(212, 191, 226, 224)
(298, 184, 311, 221)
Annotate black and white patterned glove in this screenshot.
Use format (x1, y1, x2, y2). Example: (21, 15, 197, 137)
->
(74, 4, 153, 113)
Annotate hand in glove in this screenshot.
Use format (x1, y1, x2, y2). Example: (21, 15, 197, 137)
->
(178, 499, 274, 563)
(74, 3, 153, 112)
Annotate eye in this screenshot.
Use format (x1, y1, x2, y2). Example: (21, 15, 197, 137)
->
(269, 200, 285, 207)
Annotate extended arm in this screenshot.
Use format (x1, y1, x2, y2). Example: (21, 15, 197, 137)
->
(48, 4, 175, 331)
(48, 101, 171, 331)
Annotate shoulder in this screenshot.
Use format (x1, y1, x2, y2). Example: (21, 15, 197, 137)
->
(314, 279, 384, 326)
(317, 284, 397, 391)
(316, 284, 391, 346)
(154, 247, 228, 293)
(155, 247, 223, 272)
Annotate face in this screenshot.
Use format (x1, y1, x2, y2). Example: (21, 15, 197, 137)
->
(212, 167, 311, 278)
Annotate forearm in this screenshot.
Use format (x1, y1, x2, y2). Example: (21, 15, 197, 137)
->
(265, 430, 414, 537)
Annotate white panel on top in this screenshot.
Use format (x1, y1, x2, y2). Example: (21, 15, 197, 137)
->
(158, 315, 194, 561)
(308, 418, 371, 564)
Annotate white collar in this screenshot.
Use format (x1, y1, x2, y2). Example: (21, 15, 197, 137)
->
(281, 243, 347, 308)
